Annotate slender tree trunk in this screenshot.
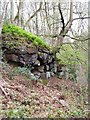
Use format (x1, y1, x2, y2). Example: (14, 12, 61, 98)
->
(35, 3, 39, 35)
(10, 0, 14, 23)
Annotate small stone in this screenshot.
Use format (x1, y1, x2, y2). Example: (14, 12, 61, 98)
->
(27, 47, 38, 54)
(38, 66, 44, 73)
(40, 72, 46, 79)
(5, 54, 18, 62)
(46, 71, 51, 79)
(33, 60, 40, 66)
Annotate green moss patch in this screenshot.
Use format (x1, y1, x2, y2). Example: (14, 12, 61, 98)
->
(2, 23, 48, 48)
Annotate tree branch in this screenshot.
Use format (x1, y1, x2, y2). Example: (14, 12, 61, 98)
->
(72, 17, 90, 21)
(25, 2, 42, 26)
(62, 0, 73, 37)
(0, 85, 8, 99)
(58, 3, 65, 32)
(44, 2, 51, 30)
(39, 33, 89, 42)
(66, 35, 89, 42)
(14, 1, 22, 23)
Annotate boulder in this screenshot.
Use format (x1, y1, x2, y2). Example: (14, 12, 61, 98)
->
(38, 66, 44, 73)
(40, 72, 46, 79)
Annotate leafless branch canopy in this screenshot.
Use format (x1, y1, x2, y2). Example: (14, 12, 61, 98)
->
(25, 2, 43, 26)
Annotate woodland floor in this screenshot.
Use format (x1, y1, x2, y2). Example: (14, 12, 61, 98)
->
(0, 62, 89, 118)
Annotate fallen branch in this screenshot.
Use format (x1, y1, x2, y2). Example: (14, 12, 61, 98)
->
(0, 85, 8, 99)
(5, 85, 28, 96)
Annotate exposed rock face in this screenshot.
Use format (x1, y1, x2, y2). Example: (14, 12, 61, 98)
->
(2, 34, 58, 79)
(1, 24, 69, 80)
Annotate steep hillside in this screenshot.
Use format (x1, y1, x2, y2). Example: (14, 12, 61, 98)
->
(0, 62, 88, 118)
(0, 24, 88, 118)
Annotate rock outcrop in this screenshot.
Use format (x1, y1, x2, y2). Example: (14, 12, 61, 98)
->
(1, 24, 58, 79)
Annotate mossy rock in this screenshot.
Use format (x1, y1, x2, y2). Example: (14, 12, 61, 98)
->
(2, 23, 49, 49)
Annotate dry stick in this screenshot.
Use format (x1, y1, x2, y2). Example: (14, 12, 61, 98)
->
(0, 85, 8, 99)
(6, 85, 23, 90)
(6, 85, 27, 96)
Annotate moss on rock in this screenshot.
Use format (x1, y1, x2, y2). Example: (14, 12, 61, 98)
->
(2, 23, 48, 48)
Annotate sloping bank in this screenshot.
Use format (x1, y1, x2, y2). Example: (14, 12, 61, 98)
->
(1, 23, 60, 79)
